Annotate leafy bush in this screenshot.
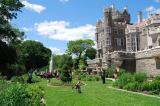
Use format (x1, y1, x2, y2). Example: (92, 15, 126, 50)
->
(114, 73, 134, 89)
(141, 81, 151, 91)
(0, 84, 29, 105)
(0, 80, 10, 92)
(117, 69, 126, 77)
(155, 76, 160, 81)
(134, 73, 147, 83)
(105, 65, 116, 78)
(150, 80, 160, 91)
(11, 76, 25, 83)
(124, 82, 140, 92)
(26, 85, 45, 105)
(86, 75, 100, 81)
(79, 72, 87, 80)
(0, 83, 45, 106)
(60, 70, 72, 82)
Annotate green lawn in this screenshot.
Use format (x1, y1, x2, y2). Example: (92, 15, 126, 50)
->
(40, 80, 160, 106)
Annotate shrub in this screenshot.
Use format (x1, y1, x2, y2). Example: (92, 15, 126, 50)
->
(105, 65, 116, 78)
(79, 72, 87, 80)
(155, 76, 160, 81)
(0, 80, 10, 92)
(26, 85, 45, 105)
(11, 76, 25, 83)
(117, 69, 126, 77)
(150, 80, 160, 91)
(60, 70, 72, 82)
(0, 83, 45, 106)
(141, 81, 151, 91)
(124, 82, 140, 92)
(134, 73, 147, 83)
(114, 73, 134, 89)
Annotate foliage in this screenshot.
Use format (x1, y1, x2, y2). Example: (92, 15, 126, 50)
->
(117, 68, 126, 77)
(86, 75, 100, 81)
(114, 73, 134, 89)
(11, 76, 25, 83)
(124, 82, 140, 92)
(0, 82, 45, 106)
(53, 54, 73, 71)
(104, 65, 116, 78)
(155, 76, 160, 81)
(60, 70, 72, 82)
(26, 85, 45, 105)
(0, 0, 23, 22)
(0, 0, 24, 78)
(78, 59, 86, 70)
(20, 40, 51, 70)
(141, 81, 151, 91)
(67, 39, 94, 56)
(67, 39, 94, 70)
(79, 72, 87, 80)
(134, 73, 147, 83)
(78, 72, 100, 81)
(0, 80, 10, 92)
(85, 48, 96, 60)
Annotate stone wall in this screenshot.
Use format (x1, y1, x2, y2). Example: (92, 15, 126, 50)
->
(136, 58, 160, 77)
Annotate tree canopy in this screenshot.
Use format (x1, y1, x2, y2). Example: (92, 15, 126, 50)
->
(0, 0, 24, 78)
(20, 40, 52, 70)
(67, 39, 94, 58)
(67, 39, 95, 70)
(53, 54, 73, 71)
(85, 48, 96, 60)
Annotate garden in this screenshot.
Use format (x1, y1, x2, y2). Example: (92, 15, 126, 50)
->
(1, 0, 160, 106)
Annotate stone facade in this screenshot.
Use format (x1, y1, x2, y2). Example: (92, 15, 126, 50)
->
(87, 5, 160, 77)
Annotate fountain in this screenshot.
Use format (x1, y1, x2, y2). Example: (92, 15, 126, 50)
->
(49, 55, 54, 73)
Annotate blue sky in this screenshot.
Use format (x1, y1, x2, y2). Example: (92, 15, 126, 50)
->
(12, 0, 160, 54)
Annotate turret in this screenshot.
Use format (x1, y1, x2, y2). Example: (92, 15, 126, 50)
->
(104, 7, 112, 26)
(137, 11, 143, 23)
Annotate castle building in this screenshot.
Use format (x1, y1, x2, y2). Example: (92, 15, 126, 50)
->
(87, 5, 160, 77)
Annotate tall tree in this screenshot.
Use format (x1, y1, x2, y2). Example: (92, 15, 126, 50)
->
(20, 40, 52, 71)
(0, 0, 24, 78)
(67, 39, 94, 69)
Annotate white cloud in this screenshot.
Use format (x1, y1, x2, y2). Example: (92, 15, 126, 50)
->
(49, 47, 64, 55)
(21, 0, 46, 13)
(146, 6, 156, 12)
(35, 20, 96, 41)
(59, 0, 69, 3)
(155, 0, 160, 3)
(146, 6, 160, 16)
(22, 27, 33, 32)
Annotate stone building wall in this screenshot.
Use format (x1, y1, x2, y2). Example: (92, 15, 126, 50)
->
(136, 58, 160, 77)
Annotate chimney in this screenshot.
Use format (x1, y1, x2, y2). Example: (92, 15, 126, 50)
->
(124, 5, 128, 11)
(137, 11, 143, 23)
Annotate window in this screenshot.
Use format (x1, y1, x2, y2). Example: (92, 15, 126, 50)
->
(156, 57, 160, 69)
(114, 38, 122, 47)
(114, 29, 118, 35)
(106, 38, 111, 46)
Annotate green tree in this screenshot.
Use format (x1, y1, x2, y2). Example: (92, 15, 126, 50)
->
(85, 48, 96, 60)
(0, 0, 24, 78)
(20, 40, 51, 71)
(67, 39, 94, 69)
(53, 54, 73, 71)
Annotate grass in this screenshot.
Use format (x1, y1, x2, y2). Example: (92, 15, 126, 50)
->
(37, 79, 160, 106)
